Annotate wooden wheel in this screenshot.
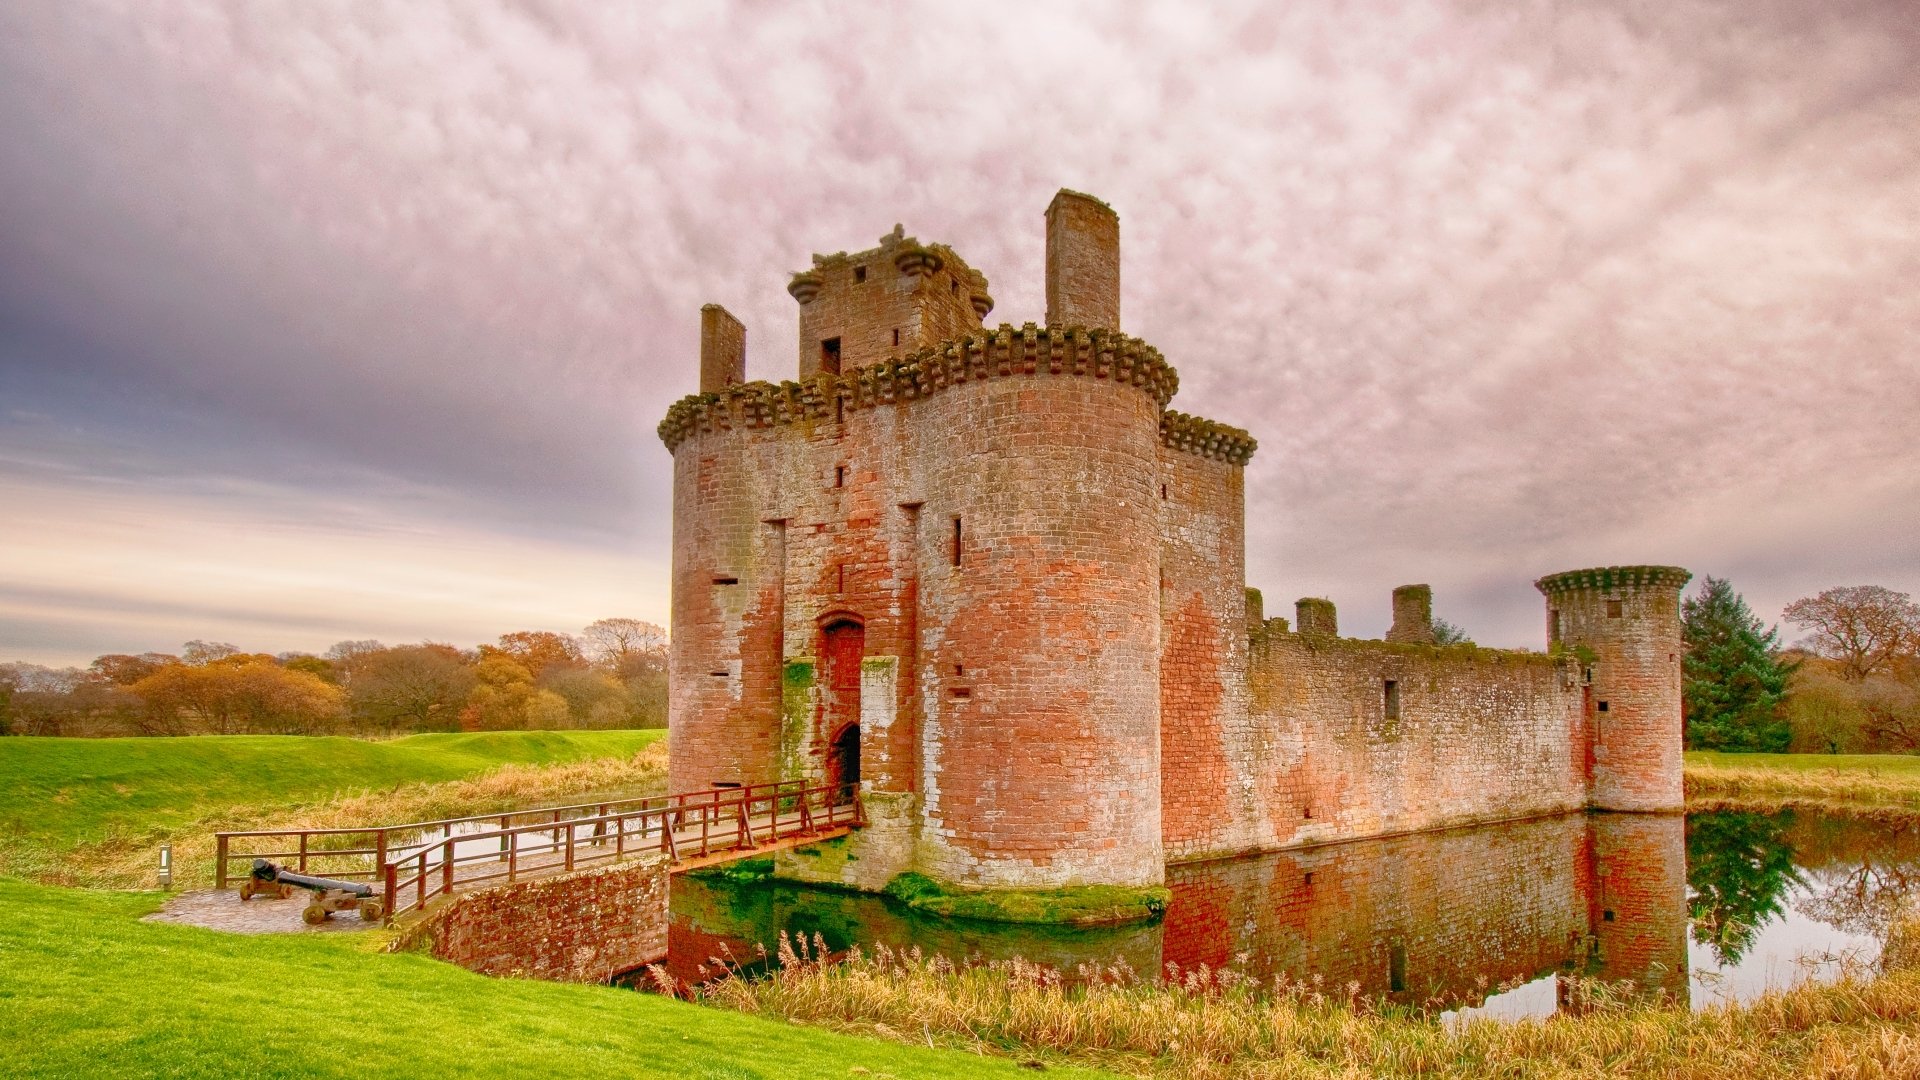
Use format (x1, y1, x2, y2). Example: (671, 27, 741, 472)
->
(302, 903, 328, 925)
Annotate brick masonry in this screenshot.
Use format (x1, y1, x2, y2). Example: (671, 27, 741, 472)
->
(662, 190, 1689, 895)
(402, 856, 670, 982)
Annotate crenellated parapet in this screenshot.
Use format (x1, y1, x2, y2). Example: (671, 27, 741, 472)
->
(1160, 410, 1257, 465)
(1535, 565, 1691, 595)
(658, 324, 1180, 451)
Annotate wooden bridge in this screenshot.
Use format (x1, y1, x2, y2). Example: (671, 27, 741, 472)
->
(215, 781, 861, 921)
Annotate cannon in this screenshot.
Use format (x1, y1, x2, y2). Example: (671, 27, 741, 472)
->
(243, 858, 384, 924)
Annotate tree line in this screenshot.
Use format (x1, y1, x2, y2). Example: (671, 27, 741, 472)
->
(1683, 581, 1920, 753)
(0, 618, 668, 738)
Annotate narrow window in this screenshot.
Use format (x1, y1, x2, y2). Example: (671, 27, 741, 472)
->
(712, 575, 738, 586)
(951, 517, 963, 567)
(1160, 483, 1168, 500)
(709, 670, 729, 678)
(1549, 609, 1561, 642)
(1303, 871, 1314, 886)
(835, 396, 844, 424)
(892, 328, 900, 346)
(1607, 599, 1624, 619)
(950, 686, 972, 699)
(950, 280, 958, 294)
(1603, 909, 1616, 922)
(1388, 945, 1408, 993)
(834, 465, 846, 488)
(1597, 700, 1610, 712)
(1383, 679, 1401, 721)
(953, 663, 965, 676)
(854, 265, 867, 284)
(835, 564, 845, 593)
(1302, 806, 1313, 820)
(820, 337, 842, 374)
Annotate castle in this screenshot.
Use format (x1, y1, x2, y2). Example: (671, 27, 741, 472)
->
(659, 190, 1690, 899)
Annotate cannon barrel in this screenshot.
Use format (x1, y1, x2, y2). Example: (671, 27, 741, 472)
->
(249, 858, 373, 898)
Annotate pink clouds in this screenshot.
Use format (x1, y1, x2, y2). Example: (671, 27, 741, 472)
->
(0, 0, 1914, 660)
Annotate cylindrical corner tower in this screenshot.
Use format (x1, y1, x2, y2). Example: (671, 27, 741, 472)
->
(1535, 565, 1691, 812)
(913, 330, 1169, 890)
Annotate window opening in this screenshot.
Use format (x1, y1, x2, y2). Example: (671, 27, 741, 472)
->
(1384, 680, 1401, 721)
(820, 337, 842, 374)
(1549, 609, 1561, 642)
(712, 575, 738, 585)
(854, 266, 867, 283)
(951, 517, 963, 567)
(834, 465, 846, 487)
(892, 328, 900, 346)
(835, 564, 845, 593)
(1597, 700, 1609, 712)
(1607, 599, 1624, 619)
(1389, 945, 1408, 993)
(950, 687, 972, 699)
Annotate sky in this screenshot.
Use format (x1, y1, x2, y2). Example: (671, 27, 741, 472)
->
(1, 0, 1915, 668)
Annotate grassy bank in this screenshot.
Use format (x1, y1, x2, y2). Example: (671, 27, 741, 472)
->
(0, 730, 667, 889)
(0, 878, 1111, 1080)
(883, 872, 1170, 926)
(1685, 751, 1920, 817)
(701, 934, 1920, 1079)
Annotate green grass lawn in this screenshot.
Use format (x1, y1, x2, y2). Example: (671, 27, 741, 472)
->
(0, 730, 664, 851)
(1684, 750, 1920, 813)
(0, 878, 1113, 1080)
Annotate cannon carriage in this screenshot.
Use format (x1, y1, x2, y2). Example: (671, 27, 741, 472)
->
(242, 858, 385, 924)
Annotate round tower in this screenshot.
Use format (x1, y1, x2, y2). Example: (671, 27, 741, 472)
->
(1535, 565, 1691, 812)
(912, 330, 1170, 891)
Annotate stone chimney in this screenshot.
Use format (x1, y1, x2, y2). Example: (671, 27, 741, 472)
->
(699, 304, 746, 393)
(1044, 189, 1120, 330)
(1386, 584, 1435, 644)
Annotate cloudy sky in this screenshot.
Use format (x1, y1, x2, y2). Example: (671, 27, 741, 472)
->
(1, 0, 1915, 667)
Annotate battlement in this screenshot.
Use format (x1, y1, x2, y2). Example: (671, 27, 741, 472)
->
(658, 324, 1180, 452)
(1535, 565, 1692, 595)
(786, 225, 991, 378)
(1160, 410, 1257, 465)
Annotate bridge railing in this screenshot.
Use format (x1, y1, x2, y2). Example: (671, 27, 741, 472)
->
(381, 780, 862, 919)
(212, 780, 846, 892)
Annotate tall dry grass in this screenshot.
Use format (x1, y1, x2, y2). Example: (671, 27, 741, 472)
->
(687, 933, 1920, 1080)
(1685, 760, 1920, 819)
(14, 741, 669, 890)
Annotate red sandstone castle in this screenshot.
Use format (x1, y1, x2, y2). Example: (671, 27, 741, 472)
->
(659, 190, 1690, 897)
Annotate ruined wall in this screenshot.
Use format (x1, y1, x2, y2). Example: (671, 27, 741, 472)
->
(1246, 630, 1587, 849)
(1157, 413, 1268, 862)
(699, 304, 746, 393)
(1045, 190, 1120, 329)
(406, 857, 670, 982)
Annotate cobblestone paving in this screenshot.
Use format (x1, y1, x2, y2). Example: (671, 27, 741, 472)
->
(145, 889, 379, 934)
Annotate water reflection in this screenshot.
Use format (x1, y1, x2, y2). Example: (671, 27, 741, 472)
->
(664, 808, 1916, 1016)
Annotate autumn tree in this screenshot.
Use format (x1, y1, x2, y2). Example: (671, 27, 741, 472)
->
(348, 645, 475, 734)
(1682, 576, 1795, 752)
(89, 652, 178, 686)
(484, 631, 585, 681)
(129, 656, 345, 735)
(1783, 586, 1920, 683)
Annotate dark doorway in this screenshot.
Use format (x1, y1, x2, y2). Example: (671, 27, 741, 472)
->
(828, 722, 861, 804)
(819, 617, 864, 804)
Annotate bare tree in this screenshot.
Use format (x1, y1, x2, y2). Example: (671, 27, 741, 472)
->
(581, 618, 668, 678)
(1784, 586, 1920, 683)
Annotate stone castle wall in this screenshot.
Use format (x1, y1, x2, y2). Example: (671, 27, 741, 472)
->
(1243, 630, 1589, 852)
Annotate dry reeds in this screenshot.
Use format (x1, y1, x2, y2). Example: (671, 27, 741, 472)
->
(690, 932, 1920, 1079)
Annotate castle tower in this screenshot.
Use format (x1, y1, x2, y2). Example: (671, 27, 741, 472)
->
(1535, 566, 1691, 812)
(1045, 189, 1120, 330)
(787, 226, 991, 378)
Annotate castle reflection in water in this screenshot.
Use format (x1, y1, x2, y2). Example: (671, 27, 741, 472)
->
(666, 813, 1690, 1013)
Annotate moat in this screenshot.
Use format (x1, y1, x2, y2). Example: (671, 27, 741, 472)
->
(653, 808, 1917, 1017)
